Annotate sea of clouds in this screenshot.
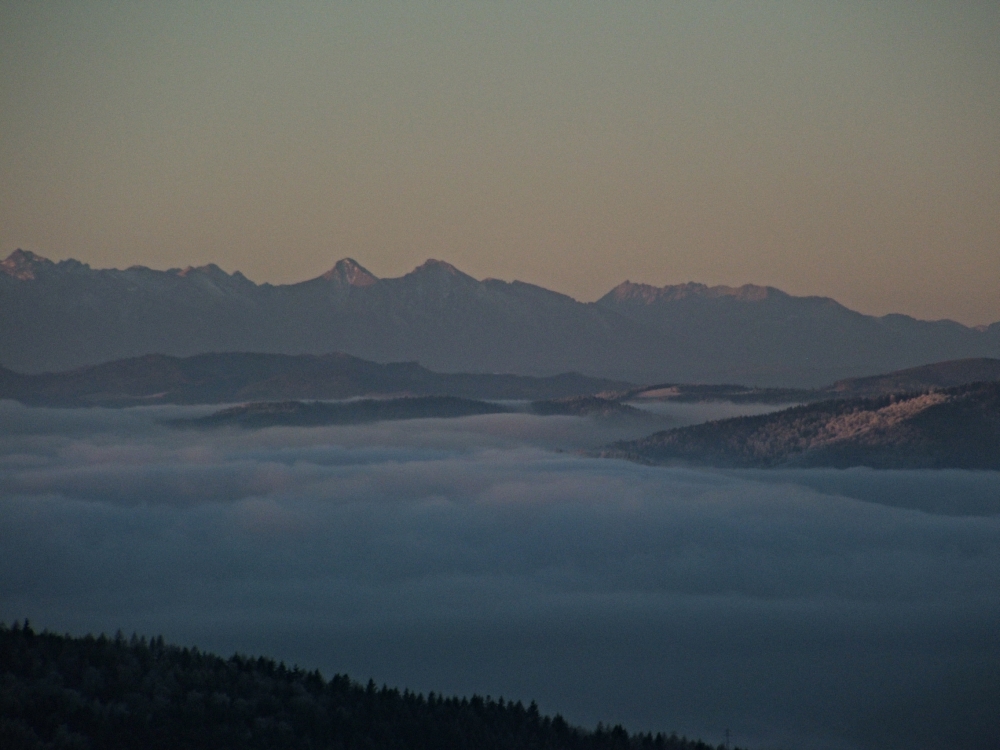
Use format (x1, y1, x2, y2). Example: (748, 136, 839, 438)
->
(1, 400, 998, 750)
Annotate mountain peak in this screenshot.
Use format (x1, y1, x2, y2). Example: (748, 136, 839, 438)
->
(322, 258, 379, 287)
(415, 259, 458, 273)
(174, 263, 233, 280)
(1, 249, 54, 280)
(407, 259, 476, 281)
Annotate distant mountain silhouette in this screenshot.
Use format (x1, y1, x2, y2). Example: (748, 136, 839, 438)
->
(601, 381, 1000, 469)
(4, 249, 1000, 386)
(0, 352, 627, 407)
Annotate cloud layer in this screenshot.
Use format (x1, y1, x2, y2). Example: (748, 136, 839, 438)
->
(1, 400, 998, 749)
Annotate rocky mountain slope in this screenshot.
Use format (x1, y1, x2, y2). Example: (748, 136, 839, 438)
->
(601, 381, 1000, 469)
(4, 249, 999, 386)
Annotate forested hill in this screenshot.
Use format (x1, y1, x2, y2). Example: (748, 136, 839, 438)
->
(600, 381, 1000, 470)
(0, 623, 738, 750)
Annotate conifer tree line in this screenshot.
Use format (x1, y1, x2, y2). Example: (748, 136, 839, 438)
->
(0, 621, 745, 750)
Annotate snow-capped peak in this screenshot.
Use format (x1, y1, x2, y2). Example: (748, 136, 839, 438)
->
(1, 249, 54, 280)
(322, 258, 379, 287)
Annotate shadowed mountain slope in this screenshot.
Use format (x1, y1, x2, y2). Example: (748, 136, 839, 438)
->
(4, 250, 1000, 386)
(601, 381, 1000, 469)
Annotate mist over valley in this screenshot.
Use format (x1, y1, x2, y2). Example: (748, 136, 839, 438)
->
(1, 398, 998, 749)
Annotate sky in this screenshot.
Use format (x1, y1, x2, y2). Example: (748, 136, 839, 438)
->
(1, 2, 999, 324)
(2, 401, 998, 749)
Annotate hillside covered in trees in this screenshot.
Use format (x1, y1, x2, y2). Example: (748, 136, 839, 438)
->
(601, 381, 1000, 469)
(0, 622, 739, 750)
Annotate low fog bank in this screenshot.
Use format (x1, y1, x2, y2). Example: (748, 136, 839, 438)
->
(1, 401, 998, 750)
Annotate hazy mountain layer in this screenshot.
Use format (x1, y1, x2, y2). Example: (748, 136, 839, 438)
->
(0, 352, 627, 407)
(4, 249, 1000, 386)
(602, 381, 1000, 469)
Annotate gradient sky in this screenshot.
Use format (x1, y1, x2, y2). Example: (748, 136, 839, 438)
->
(1, 2, 998, 324)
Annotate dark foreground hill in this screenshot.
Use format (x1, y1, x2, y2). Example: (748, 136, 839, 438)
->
(175, 397, 511, 429)
(5, 249, 1000, 386)
(0, 352, 628, 407)
(601, 382, 1000, 470)
(0, 622, 737, 750)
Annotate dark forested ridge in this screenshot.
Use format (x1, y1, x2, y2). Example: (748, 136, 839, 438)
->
(0, 623, 741, 750)
(5, 351, 997, 412)
(0, 352, 628, 407)
(529, 396, 653, 420)
(601, 381, 1000, 469)
(173, 397, 511, 429)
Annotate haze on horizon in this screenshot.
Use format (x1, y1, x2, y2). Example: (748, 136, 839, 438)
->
(2, 2, 999, 324)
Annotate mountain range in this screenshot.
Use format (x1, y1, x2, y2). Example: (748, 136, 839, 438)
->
(4, 249, 1000, 386)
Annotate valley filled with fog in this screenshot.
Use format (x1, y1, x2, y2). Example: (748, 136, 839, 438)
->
(1, 400, 998, 750)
